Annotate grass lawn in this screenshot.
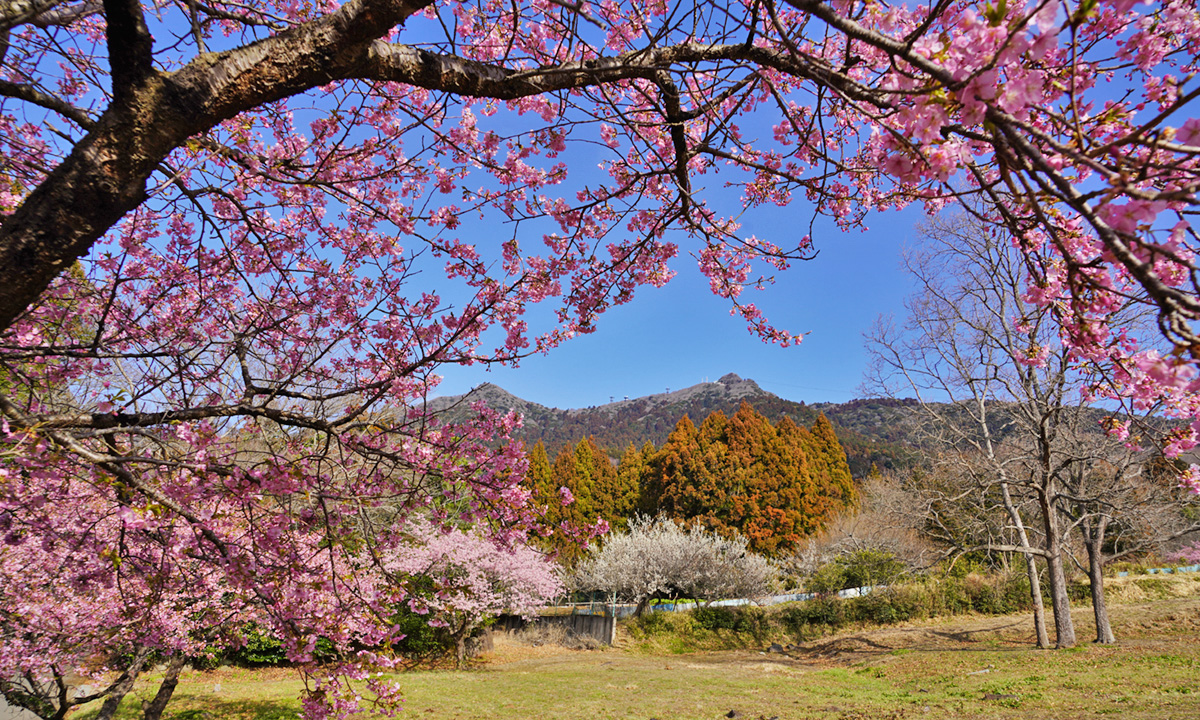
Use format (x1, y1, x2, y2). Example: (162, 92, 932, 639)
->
(76, 590, 1200, 720)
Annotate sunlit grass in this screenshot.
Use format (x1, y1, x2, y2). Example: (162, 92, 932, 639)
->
(75, 593, 1200, 720)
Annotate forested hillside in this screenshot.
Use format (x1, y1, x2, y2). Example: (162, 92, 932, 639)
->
(428, 374, 917, 477)
(522, 402, 857, 558)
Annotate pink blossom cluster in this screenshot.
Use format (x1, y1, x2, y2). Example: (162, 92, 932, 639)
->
(1171, 539, 1200, 564)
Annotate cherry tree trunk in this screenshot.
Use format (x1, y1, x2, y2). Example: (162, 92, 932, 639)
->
(142, 655, 187, 720)
(93, 647, 152, 720)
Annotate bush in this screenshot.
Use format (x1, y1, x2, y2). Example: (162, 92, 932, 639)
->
(693, 606, 738, 631)
(391, 608, 452, 658)
(846, 588, 923, 625)
(779, 596, 846, 639)
(925, 576, 971, 616)
(964, 574, 1004, 614)
(805, 561, 849, 595)
(733, 606, 770, 642)
(630, 570, 1051, 652)
(1067, 579, 1091, 602)
(235, 626, 288, 666)
(632, 610, 674, 637)
(689, 606, 770, 643)
(804, 549, 907, 595)
(841, 549, 907, 588)
(999, 574, 1034, 612)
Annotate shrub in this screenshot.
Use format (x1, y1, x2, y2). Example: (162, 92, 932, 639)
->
(779, 597, 846, 639)
(804, 549, 907, 595)
(840, 549, 907, 589)
(805, 561, 849, 595)
(633, 610, 674, 637)
(927, 576, 971, 616)
(999, 574, 1034, 612)
(847, 588, 923, 625)
(689, 606, 770, 642)
(693, 606, 738, 631)
(391, 608, 452, 658)
(235, 626, 288, 666)
(964, 574, 1004, 614)
(733, 606, 770, 642)
(207, 624, 342, 668)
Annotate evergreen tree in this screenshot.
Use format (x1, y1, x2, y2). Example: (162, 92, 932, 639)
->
(525, 441, 554, 515)
(642, 404, 857, 555)
(549, 442, 592, 560)
(546, 405, 858, 557)
(610, 444, 647, 531)
(642, 415, 704, 517)
(700, 402, 815, 554)
(523, 441, 573, 556)
(805, 413, 859, 510)
(571, 437, 624, 531)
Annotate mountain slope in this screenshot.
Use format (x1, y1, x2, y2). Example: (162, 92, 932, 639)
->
(428, 374, 918, 477)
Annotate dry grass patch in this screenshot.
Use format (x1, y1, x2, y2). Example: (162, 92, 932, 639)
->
(73, 592, 1200, 720)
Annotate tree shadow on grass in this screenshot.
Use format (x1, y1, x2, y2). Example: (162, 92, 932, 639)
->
(927, 619, 1027, 644)
(72, 698, 299, 720)
(793, 620, 1033, 660)
(165, 702, 299, 720)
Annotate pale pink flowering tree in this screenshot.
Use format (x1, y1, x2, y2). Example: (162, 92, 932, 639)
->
(385, 518, 563, 664)
(1172, 540, 1200, 564)
(2, 0, 1200, 716)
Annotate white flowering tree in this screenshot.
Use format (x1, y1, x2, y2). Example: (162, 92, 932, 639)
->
(571, 515, 775, 615)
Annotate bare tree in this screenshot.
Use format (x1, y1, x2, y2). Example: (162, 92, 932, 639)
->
(779, 469, 936, 582)
(1056, 449, 1200, 642)
(865, 210, 1163, 648)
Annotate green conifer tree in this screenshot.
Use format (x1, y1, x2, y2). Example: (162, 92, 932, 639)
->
(807, 413, 858, 509)
(610, 444, 646, 531)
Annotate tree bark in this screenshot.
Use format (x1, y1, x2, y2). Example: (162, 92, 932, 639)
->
(634, 596, 652, 618)
(1083, 516, 1116, 644)
(1039, 493, 1076, 648)
(999, 482, 1050, 649)
(94, 646, 152, 720)
(141, 654, 186, 720)
(1022, 553, 1050, 649)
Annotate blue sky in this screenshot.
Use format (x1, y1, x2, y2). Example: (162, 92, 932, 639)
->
(433, 204, 925, 409)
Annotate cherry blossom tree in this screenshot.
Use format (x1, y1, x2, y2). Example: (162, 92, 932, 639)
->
(2, 0, 1200, 716)
(384, 518, 563, 664)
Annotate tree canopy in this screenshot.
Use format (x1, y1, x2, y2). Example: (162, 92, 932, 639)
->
(645, 403, 856, 554)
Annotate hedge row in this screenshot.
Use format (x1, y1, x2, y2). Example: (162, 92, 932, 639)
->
(633, 571, 1039, 644)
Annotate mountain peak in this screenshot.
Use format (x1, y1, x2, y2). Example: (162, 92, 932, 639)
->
(713, 373, 763, 397)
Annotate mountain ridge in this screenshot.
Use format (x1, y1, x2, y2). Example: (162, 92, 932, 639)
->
(428, 374, 917, 477)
